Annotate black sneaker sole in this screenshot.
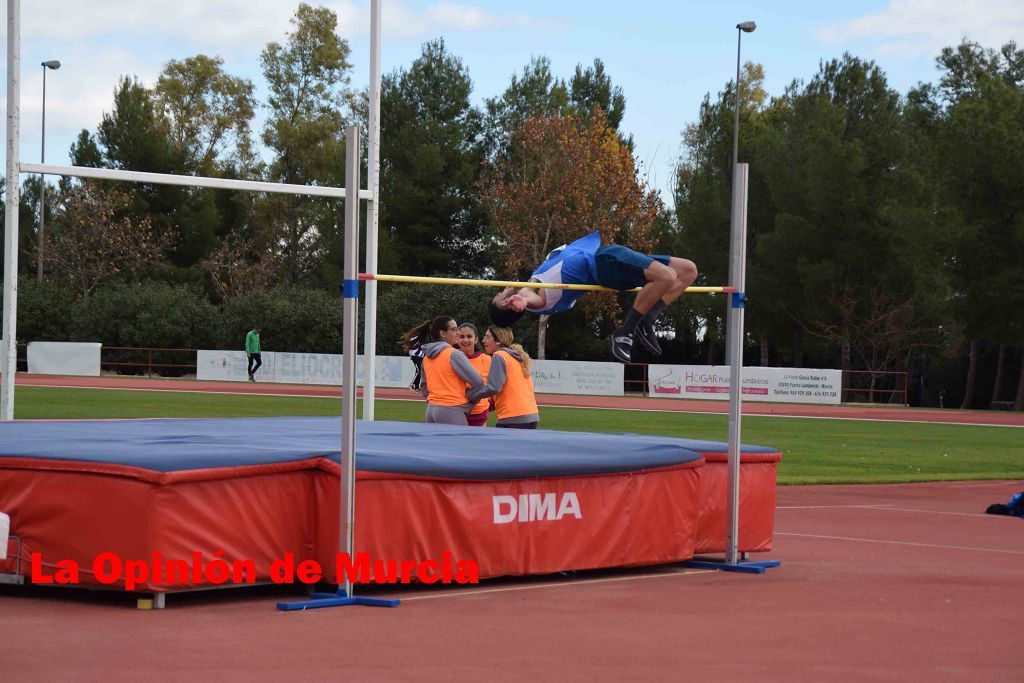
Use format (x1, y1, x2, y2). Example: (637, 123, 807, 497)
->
(635, 326, 663, 355)
(610, 336, 633, 364)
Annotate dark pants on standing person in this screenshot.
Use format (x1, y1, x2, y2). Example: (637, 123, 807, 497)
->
(248, 353, 262, 377)
(496, 422, 538, 429)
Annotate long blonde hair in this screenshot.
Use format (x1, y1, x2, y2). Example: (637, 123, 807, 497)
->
(487, 325, 532, 377)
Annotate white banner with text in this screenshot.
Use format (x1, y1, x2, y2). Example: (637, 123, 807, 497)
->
(197, 351, 623, 396)
(648, 365, 842, 404)
(27, 341, 102, 376)
(197, 350, 414, 388)
(531, 360, 624, 396)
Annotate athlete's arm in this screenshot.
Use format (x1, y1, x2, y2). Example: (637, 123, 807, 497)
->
(495, 284, 546, 312)
(468, 354, 506, 402)
(450, 350, 484, 389)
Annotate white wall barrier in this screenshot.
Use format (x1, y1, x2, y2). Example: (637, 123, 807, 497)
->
(27, 342, 102, 376)
(648, 365, 842, 405)
(200, 350, 841, 403)
(197, 350, 415, 387)
(198, 351, 624, 396)
(531, 359, 623, 396)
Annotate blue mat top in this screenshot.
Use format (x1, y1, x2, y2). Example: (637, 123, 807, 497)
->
(0, 417, 775, 480)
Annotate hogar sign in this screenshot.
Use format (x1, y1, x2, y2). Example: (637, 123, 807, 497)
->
(648, 365, 842, 405)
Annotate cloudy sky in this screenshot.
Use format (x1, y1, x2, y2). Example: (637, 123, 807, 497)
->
(4, 0, 1023, 202)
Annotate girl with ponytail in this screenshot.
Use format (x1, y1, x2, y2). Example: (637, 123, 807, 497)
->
(400, 317, 485, 425)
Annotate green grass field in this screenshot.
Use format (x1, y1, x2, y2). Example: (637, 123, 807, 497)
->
(13, 385, 1024, 485)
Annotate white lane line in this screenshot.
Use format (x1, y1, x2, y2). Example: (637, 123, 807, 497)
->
(541, 403, 1024, 427)
(392, 568, 716, 602)
(23, 383, 1024, 427)
(779, 504, 994, 517)
(777, 532, 1024, 554)
(864, 506, 994, 518)
(777, 505, 888, 509)
(19, 384, 362, 401)
(937, 481, 1024, 488)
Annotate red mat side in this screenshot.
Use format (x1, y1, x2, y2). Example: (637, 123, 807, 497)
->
(693, 453, 781, 554)
(1, 459, 711, 588)
(0, 467, 317, 590)
(314, 463, 704, 581)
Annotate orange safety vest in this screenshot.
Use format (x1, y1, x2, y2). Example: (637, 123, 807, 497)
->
(492, 349, 538, 420)
(422, 347, 471, 407)
(466, 352, 492, 416)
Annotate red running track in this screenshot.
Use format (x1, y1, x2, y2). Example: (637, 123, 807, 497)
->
(15, 373, 1024, 426)
(2, 480, 1022, 679)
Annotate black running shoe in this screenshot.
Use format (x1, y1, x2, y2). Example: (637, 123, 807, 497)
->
(635, 321, 663, 355)
(611, 330, 633, 363)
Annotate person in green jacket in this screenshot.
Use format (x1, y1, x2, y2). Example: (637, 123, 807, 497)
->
(245, 325, 262, 382)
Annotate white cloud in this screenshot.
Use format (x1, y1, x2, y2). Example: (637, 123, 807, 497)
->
(6, 43, 163, 167)
(19, 1, 533, 47)
(4, 1, 538, 166)
(425, 0, 531, 32)
(817, 0, 1024, 58)
(22, 1, 335, 48)
(382, 0, 534, 39)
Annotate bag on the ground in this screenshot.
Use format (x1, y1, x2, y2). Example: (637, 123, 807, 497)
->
(986, 492, 1024, 517)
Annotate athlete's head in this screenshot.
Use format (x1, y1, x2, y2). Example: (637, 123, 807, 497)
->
(483, 325, 532, 376)
(457, 323, 483, 354)
(489, 289, 526, 327)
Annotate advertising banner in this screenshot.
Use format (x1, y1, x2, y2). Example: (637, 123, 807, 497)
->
(199, 351, 622, 395)
(531, 360, 624, 396)
(197, 350, 414, 388)
(27, 342, 102, 376)
(648, 365, 841, 404)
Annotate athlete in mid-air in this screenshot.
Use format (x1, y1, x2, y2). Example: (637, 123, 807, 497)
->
(489, 232, 697, 363)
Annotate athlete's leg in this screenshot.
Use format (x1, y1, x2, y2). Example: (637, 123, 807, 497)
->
(656, 257, 698, 306)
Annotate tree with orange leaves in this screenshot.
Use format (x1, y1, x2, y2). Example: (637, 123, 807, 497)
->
(480, 110, 662, 358)
(44, 182, 175, 301)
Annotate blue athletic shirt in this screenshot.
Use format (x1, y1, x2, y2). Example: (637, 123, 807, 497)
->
(529, 232, 602, 314)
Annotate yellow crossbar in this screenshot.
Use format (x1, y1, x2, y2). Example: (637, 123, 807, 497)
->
(359, 273, 733, 294)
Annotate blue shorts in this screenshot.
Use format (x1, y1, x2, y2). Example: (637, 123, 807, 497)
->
(594, 245, 671, 290)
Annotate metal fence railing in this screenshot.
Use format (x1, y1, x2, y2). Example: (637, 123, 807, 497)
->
(842, 370, 908, 405)
(623, 363, 649, 395)
(100, 347, 198, 378)
(9, 343, 196, 377)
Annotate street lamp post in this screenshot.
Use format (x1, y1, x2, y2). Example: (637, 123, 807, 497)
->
(725, 22, 755, 366)
(732, 22, 756, 171)
(38, 59, 60, 281)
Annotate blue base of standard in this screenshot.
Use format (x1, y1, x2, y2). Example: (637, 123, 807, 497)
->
(681, 557, 781, 574)
(276, 589, 400, 610)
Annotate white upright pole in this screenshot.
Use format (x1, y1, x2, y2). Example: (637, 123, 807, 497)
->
(37, 64, 45, 281)
(2, 0, 22, 422)
(724, 162, 749, 565)
(340, 125, 361, 597)
(361, 0, 382, 421)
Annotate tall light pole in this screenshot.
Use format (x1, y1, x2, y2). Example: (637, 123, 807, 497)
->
(725, 22, 755, 366)
(732, 22, 756, 171)
(38, 59, 60, 281)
